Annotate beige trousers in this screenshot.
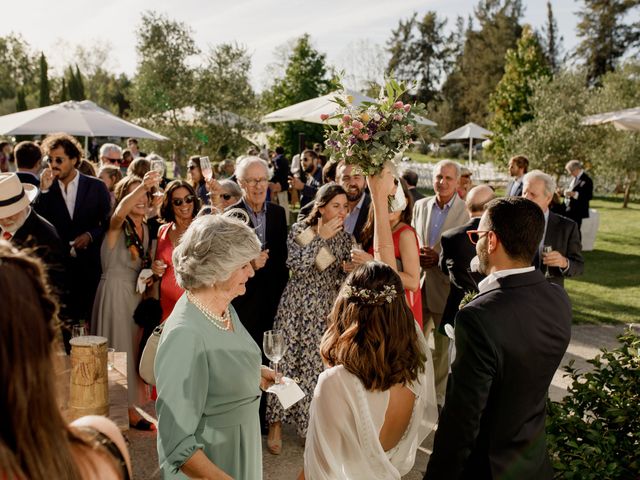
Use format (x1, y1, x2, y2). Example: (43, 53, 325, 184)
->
(423, 310, 450, 406)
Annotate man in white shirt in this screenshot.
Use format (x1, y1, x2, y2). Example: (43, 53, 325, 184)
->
(35, 133, 111, 332)
(505, 155, 529, 197)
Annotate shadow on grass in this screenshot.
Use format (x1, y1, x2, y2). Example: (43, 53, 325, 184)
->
(572, 249, 640, 288)
(568, 289, 640, 324)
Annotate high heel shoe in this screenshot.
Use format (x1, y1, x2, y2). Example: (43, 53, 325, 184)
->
(267, 424, 282, 455)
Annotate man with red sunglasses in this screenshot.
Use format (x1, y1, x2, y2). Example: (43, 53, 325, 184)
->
(425, 197, 572, 479)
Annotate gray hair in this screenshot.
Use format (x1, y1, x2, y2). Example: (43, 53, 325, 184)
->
(219, 179, 242, 198)
(99, 143, 122, 158)
(235, 156, 269, 181)
(565, 159, 582, 172)
(172, 215, 261, 290)
(434, 159, 461, 179)
(523, 169, 556, 197)
(146, 152, 165, 163)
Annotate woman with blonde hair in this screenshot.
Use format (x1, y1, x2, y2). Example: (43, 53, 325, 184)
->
(0, 241, 132, 479)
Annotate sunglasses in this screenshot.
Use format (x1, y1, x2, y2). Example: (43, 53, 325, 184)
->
(466, 230, 492, 245)
(48, 157, 65, 165)
(106, 157, 122, 164)
(221, 193, 233, 201)
(172, 195, 195, 207)
(188, 165, 197, 170)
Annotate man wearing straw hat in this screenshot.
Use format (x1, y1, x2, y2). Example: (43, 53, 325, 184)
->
(0, 173, 66, 285)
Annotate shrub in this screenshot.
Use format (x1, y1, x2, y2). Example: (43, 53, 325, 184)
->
(546, 328, 640, 479)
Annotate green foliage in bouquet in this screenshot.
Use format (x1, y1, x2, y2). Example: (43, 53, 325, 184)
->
(546, 328, 640, 479)
(322, 79, 427, 175)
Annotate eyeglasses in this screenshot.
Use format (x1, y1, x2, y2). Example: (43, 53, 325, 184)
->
(172, 195, 195, 207)
(106, 157, 122, 164)
(221, 193, 233, 201)
(188, 165, 197, 170)
(48, 156, 65, 165)
(243, 178, 269, 187)
(466, 230, 492, 245)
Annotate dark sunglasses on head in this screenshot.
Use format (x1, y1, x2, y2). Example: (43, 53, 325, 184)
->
(172, 195, 195, 207)
(466, 230, 492, 245)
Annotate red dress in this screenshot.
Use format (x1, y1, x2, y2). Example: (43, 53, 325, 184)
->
(368, 224, 423, 328)
(155, 223, 184, 322)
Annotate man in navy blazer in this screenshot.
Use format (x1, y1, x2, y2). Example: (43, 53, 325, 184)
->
(425, 197, 571, 480)
(14, 141, 42, 188)
(523, 170, 584, 288)
(34, 133, 111, 326)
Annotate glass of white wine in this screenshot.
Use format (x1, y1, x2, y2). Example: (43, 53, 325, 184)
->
(263, 330, 287, 389)
(542, 245, 553, 278)
(200, 156, 213, 181)
(150, 159, 165, 197)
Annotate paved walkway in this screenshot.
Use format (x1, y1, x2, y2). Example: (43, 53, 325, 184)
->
(128, 323, 628, 479)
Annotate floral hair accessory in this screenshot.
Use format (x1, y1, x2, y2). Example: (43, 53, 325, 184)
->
(341, 283, 398, 305)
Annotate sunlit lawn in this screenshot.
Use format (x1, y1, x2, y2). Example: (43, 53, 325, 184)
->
(566, 196, 640, 324)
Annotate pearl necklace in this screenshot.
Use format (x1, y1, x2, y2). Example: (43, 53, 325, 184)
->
(186, 292, 232, 331)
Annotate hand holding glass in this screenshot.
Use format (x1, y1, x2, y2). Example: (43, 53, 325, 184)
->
(542, 245, 553, 277)
(263, 330, 287, 387)
(150, 160, 165, 197)
(200, 156, 213, 181)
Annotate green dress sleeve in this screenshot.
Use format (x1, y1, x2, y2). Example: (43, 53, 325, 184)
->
(156, 324, 209, 474)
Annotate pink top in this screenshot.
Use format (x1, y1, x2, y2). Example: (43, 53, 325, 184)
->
(155, 223, 184, 322)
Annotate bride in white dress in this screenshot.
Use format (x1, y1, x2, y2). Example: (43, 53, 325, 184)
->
(301, 261, 437, 479)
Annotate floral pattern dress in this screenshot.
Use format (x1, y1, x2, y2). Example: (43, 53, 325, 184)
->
(266, 221, 353, 438)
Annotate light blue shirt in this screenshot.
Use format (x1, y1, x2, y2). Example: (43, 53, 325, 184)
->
(344, 194, 365, 236)
(243, 199, 267, 248)
(428, 195, 456, 247)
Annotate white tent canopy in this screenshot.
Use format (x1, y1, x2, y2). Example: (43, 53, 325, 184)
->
(582, 107, 640, 132)
(0, 100, 168, 140)
(441, 122, 493, 163)
(261, 89, 437, 126)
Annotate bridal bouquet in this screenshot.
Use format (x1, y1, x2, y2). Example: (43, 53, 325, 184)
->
(322, 79, 427, 176)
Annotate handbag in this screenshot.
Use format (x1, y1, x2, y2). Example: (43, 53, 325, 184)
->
(139, 324, 164, 385)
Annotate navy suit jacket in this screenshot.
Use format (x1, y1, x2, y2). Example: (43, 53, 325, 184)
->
(425, 270, 571, 480)
(505, 178, 523, 197)
(533, 212, 584, 288)
(34, 172, 111, 321)
(228, 200, 289, 350)
(16, 171, 40, 187)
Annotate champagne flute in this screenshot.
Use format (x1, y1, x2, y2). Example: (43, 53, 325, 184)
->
(150, 159, 165, 197)
(200, 156, 213, 181)
(263, 330, 287, 387)
(542, 245, 553, 278)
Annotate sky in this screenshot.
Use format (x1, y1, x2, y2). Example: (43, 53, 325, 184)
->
(0, 0, 602, 91)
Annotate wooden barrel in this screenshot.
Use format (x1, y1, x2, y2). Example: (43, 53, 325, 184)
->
(68, 335, 109, 420)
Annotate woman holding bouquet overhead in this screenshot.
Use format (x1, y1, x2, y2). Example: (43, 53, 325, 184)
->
(265, 183, 353, 454)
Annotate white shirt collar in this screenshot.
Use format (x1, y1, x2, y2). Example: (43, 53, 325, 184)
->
(477, 266, 535, 294)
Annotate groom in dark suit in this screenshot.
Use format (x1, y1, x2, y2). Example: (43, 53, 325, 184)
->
(35, 133, 111, 326)
(563, 160, 593, 228)
(425, 197, 572, 480)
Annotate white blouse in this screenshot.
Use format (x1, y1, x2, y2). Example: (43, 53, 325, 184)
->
(304, 325, 437, 479)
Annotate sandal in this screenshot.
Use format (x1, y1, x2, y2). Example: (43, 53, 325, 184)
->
(130, 418, 156, 431)
(267, 424, 282, 455)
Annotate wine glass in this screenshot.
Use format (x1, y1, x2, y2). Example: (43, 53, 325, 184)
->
(150, 159, 165, 197)
(200, 156, 213, 181)
(263, 330, 287, 387)
(542, 245, 553, 277)
(71, 324, 87, 338)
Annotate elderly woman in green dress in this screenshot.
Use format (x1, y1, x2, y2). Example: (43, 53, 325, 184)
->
(155, 214, 276, 480)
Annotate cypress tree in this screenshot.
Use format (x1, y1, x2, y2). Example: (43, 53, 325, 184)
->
(75, 65, 85, 100)
(16, 88, 27, 111)
(38, 52, 51, 107)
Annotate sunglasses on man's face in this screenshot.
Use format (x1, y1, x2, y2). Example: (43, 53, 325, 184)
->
(466, 230, 492, 245)
(106, 157, 122, 164)
(172, 195, 195, 207)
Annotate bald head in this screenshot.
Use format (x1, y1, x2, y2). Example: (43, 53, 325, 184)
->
(466, 184, 496, 217)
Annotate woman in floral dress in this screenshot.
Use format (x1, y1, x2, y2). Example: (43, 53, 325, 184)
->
(265, 183, 353, 454)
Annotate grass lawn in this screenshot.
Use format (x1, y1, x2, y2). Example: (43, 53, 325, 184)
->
(566, 196, 640, 324)
(406, 152, 440, 164)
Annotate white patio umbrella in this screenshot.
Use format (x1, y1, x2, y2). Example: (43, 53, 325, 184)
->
(261, 89, 437, 126)
(441, 122, 493, 163)
(0, 100, 168, 142)
(582, 106, 640, 132)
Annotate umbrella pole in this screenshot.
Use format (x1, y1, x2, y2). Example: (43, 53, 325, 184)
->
(468, 138, 472, 165)
(84, 136, 88, 157)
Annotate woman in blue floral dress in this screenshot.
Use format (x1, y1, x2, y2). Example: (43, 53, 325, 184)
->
(266, 183, 353, 454)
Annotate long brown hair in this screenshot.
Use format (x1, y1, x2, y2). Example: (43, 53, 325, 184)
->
(360, 177, 413, 251)
(0, 241, 83, 478)
(304, 183, 347, 226)
(320, 261, 425, 391)
(160, 179, 200, 223)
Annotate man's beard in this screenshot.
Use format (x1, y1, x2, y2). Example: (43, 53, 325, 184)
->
(477, 242, 490, 276)
(346, 187, 363, 202)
